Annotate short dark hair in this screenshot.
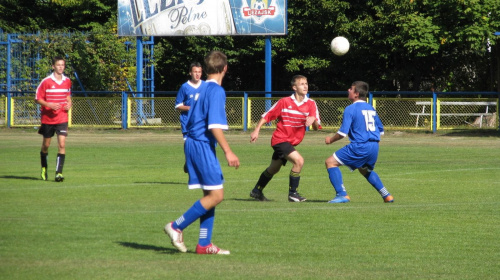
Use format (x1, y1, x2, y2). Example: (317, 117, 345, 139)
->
(204, 51, 227, 74)
(291, 75, 307, 87)
(190, 62, 202, 72)
(352, 81, 369, 98)
(52, 56, 65, 65)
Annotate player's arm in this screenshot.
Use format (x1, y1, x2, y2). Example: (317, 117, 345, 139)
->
(64, 95, 72, 111)
(35, 98, 61, 110)
(307, 101, 322, 130)
(175, 88, 190, 112)
(375, 114, 384, 136)
(176, 105, 190, 112)
(325, 132, 345, 144)
(250, 117, 268, 143)
(306, 116, 320, 131)
(211, 128, 240, 169)
(311, 119, 320, 130)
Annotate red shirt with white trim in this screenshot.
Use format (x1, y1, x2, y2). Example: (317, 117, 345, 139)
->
(35, 73, 72, 124)
(262, 94, 321, 146)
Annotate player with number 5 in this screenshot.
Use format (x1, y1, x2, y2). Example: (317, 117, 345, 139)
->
(324, 81, 394, 203)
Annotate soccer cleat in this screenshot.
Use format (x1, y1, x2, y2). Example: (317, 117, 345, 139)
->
(196, 243, 230, 255)
(328, 195, 351, 203)
(384, 195, 394, 203)
(288, 192, 307, 202)
(41, 167, 48, 181)
(250, 189, 269, 201)
(55, 173, 64, 182)
(164, 222, 187, 253)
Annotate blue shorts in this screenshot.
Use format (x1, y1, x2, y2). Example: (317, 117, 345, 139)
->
(184, 137, 224, 190)
(333, 142, 379, 171)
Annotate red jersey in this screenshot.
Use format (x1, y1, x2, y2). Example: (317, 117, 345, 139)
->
(262, 95, 321, 146)
(35, 74, 72, 124)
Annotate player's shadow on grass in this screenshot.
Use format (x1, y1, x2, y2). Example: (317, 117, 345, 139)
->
(116, 241, 184, 255)
(0, 175, 40, 181)
(228, 198, 275, 202)
(228, 198, 328, 203)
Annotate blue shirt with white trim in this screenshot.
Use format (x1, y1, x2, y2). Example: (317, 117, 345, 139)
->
(185, 80, 228, 145)
(175, 80, 205, 134)
(338, 100, 384, 143)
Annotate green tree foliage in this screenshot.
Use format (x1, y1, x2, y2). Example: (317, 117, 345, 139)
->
(1, 0, 499, 92)
(155, 0, 499, 92)
(17, 22, 136, 91)
(0, 0, 116, 32)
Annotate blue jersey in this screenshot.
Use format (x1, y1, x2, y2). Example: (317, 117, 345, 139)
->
(185, 80, 228, 146)
(338, 100, 384, 143)
(175, 80, 205, 134)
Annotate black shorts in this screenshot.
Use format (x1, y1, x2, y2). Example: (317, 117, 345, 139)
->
(272, 142, 296, 166)
(38, 123, 68, 138)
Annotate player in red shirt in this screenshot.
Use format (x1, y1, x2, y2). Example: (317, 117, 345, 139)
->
(35, 56, 72, 182)
(249, 75, 321, 202)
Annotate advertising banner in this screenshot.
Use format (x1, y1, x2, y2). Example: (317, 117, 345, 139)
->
(118, 0, 287, 36)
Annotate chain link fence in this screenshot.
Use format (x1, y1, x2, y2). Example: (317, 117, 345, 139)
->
(2, 92, 498, 132)
(71, 97, 122, 128)
(0, 97, 4, 126)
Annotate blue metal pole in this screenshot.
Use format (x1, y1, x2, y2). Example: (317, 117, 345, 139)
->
(6, 34, 12, 128)
(149, 37, 155, 118)
(6, 34, 12, 94)
(265, 36, 272, 94)
(243, 92, 248, 131)
(264, 36, 272, 127)
(432, 91, 437, 133)
(122, 91, 128, 129)
(265, 36, 272, 113)
(136, 37, 144, 125)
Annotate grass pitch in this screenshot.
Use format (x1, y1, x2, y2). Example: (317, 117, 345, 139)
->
(1, 128, 499, 279)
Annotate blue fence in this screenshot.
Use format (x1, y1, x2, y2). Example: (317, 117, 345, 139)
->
(1, 91, 498, 133)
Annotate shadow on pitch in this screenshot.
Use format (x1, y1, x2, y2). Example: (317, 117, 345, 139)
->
(0, 175, 40, 181)
(116, 241, 187, 255)
(227, 198, 328, 203)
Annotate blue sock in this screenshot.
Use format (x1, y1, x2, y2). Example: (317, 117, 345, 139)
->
(172, 200, 207, 231)
(327, 167, 347, 196)
(198, 207, 215, 246)
(364, 171, 390, 197)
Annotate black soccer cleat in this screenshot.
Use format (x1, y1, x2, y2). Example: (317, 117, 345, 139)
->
(55, 173, 64, 182)
(250, 189, 269, 201)
(288, 192, 307, 202)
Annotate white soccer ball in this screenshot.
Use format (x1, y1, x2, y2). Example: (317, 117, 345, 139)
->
(330, 36, 350, 56)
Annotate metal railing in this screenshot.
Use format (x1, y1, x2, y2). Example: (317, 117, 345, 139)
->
(1, 91, 498, 132)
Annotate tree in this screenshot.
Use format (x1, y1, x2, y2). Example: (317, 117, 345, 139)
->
(1, 0, 499, 92)
(0, 0, 116, 32)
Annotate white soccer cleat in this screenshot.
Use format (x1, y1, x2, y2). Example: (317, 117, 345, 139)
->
(164, 222, 187, 253)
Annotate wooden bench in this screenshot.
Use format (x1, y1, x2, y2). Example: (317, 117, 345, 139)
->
(410, 101, 496, 128)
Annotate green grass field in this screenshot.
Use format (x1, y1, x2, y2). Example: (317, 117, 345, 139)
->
(1, 128, 499, 279)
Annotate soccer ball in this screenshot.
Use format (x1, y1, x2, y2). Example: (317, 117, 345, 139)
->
(330, 36, 350, 56)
